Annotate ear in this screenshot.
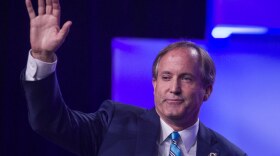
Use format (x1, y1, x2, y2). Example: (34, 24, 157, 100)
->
(203, 85, 213, 101)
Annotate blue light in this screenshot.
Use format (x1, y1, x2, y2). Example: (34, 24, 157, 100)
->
(211, 25, 268, 38)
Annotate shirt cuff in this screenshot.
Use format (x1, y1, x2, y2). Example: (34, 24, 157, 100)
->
(25, 50, 57, 81)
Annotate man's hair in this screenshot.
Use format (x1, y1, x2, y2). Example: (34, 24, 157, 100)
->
(152, 41, 216, 87)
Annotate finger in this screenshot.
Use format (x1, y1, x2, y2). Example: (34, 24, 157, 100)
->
(25, 0, 36, 19)
(57, 21, 72, 41)
(46, 0, 52, 14)
(52, 0, 61, 22)
(38, 0, 46, 15)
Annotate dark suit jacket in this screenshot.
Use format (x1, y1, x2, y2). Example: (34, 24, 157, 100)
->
(22, 72, 246, 156)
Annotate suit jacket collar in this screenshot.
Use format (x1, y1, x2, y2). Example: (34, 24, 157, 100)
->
(134, 109, 221, 156)
(135, 108, 160, 156)
(197, 122, 220, 156)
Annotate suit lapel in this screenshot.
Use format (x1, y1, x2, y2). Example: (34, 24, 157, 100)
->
(134, 112, 221, 156)
(135, 108, 160, 156)
(196, 122, 220, 156)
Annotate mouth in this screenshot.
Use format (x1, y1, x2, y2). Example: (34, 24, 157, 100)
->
(165, 99, 184, 104)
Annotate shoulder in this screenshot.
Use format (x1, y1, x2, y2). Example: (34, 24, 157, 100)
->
(100, 100, 146, 114)
(198, 122, 247, 156)
(97, 100, 147, 124)
(210, 128, 246, 155)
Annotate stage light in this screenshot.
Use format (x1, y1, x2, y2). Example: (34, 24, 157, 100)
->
(211, 25, 268, 38)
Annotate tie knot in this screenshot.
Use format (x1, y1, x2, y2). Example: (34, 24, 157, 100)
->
(170, 131, 180, 141)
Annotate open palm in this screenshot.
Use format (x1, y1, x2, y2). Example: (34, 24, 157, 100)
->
(26, 0, 71, 60)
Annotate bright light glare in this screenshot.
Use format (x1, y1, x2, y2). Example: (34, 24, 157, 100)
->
(212, 25, 268, 38)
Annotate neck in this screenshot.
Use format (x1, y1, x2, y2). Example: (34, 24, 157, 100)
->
(168, 118, 198, 131)
(158, 114, 198, 131)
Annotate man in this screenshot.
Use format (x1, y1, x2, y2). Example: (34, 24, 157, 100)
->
(23, 0, 247, 155)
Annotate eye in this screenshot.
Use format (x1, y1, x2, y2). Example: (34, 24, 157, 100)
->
(182, 76, 192, 82)
(161, 74, 171, 81)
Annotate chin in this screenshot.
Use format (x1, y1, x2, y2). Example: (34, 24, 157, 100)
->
(165, 112, 185, 120)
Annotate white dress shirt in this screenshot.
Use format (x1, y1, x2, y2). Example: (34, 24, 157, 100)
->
(158, 119, 199, 156)
(25, 51, 200, 156)
(25, 50, 57, 81)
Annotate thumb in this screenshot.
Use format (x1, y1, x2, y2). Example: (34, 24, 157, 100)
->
(57, 21, 72, 42)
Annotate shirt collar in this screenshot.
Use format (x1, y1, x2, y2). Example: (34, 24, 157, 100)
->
(159, 118, 199, 152)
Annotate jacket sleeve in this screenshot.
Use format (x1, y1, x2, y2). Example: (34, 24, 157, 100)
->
(22, 71, 114, 156)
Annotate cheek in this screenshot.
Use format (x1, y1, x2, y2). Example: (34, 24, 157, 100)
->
(153, 86, 162, 104)
(182, 90, 204, 106)
(154, 84, 165, 97)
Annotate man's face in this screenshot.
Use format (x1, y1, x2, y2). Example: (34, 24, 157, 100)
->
(153, 48, 211, 127)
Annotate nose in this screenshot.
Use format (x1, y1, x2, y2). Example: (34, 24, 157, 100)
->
(170, 79, 181, 95)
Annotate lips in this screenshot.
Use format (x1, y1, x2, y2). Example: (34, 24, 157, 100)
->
(165, 99, 184, 104)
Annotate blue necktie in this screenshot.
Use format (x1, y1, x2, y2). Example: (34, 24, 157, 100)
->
(169, 131, 182, 156)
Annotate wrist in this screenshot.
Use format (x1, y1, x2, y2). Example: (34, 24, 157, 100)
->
(31, 50, 56, 63)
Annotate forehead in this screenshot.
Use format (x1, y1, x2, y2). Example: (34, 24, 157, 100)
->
(156, 47, 201, 77)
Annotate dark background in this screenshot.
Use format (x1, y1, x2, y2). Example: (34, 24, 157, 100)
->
(0, 0, 206, 155)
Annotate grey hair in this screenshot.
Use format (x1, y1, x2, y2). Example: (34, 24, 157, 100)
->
(152, 41, 216, 87)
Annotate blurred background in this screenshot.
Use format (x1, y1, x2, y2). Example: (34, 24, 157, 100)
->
(1, 0, 280, 155)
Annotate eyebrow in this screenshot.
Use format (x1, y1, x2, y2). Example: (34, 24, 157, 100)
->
(160, 71, 195, 77)
(160, 71, 171, 75)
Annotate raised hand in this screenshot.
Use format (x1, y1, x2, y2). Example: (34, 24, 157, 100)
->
(26, 0, 72, 62)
